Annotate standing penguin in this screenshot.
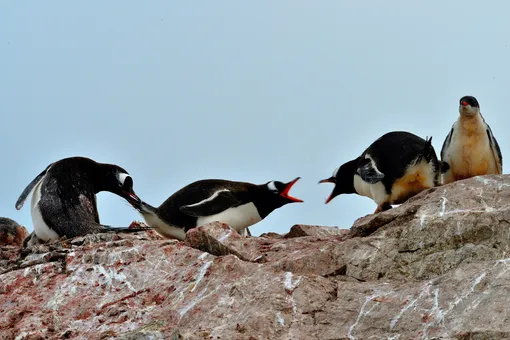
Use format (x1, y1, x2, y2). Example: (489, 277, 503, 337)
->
(131, 177, 303, 240)
(15, 156, 146, 243)
(319, 131, 441, 213)
(440, 96, 502, 185)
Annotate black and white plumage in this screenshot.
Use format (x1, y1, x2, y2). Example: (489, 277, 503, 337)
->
(319, 131, 441, 213)
(132, 177, 303, 240)
(15, 156, 146, 242)
(441, 96, 503, 185)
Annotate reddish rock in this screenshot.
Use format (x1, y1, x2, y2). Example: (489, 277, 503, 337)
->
(285, 224, 351, 239)
(0, 175, 509, 339)
(0, 217, 28, 247)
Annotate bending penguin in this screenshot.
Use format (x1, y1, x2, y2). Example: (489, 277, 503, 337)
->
(15, 156, 147, 243)
(319, 131, 441, 213)
(440, 96, 502, 185)
(131, 177, 304, 240)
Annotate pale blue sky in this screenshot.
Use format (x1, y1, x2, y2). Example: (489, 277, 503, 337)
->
(1, 1, 509, 236)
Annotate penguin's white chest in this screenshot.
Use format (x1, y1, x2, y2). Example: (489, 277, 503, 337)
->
(445, 119, 498, 179)
(197, 202, 262, 232)
(142, 212, 187, 241)
(31, 177, 59, 242)
(353, 174, 388, 205)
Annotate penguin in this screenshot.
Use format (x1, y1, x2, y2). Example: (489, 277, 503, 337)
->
(131, 177, 304, 240)
(440, 96, 503, 185)
(15, 156, 148, 243)
(319, 131, 441, 213)
(0, 217, 27, 247)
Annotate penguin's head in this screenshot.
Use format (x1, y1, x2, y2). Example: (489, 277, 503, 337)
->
(265, 177, 304, 206)
(319, 160, 357, 203)
(103, 166, 142, 207)
(459, 96, 480, 117)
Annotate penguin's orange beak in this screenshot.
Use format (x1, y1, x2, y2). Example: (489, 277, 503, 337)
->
(280, 177, 304, 203)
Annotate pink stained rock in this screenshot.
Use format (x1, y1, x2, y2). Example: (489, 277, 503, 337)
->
(0, 175, 510, 339)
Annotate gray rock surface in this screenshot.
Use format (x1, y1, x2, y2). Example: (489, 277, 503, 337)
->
(1, 175, 510, 339)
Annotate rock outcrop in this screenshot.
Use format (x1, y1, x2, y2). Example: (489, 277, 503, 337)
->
(0, 217, 28, 248)
(1, 175, 510, 339)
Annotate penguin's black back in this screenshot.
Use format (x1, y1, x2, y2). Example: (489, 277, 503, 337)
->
(155, 179, 258, 230)
(37, 157, 104, 238)
(363, 131, 439, 190)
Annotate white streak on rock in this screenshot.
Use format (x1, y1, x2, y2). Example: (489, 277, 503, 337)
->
(439, 197, 448, 216)
(348, 291, 385, 340)
(276, 312, 285, 326)
(422, 272, 486, 338)
(179, 286, 220, 319)
(390, 281, 432, 330)
(218, 229, 233, 242)
(97, 265, 136, 292)
(191, 260, 212, 293)
(284, 272, 302, 291)
(419, 213, 427, 229)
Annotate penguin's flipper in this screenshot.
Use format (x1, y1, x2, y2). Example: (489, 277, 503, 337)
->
(357, 157, 385, 184)
(15, 163, 53, 210)
(179, 189, 242, 217)
(486, 124, 503, 173)
(440, 127, 454, 162)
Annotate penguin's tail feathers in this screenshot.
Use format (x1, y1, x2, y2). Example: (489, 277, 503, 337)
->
(422, 136, 436, 163)
(102, 224, 153, 234)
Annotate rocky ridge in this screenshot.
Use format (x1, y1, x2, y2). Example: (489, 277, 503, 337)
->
(1, 175, 510, 339)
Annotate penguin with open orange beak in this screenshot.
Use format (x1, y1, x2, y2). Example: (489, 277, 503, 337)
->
(132, 177, 303, 240)
(320, 131, 441, 213)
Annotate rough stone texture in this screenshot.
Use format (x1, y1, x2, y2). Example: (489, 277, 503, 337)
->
(0, 217, 28, 247)
(1, 174, 510, 339)
(285, 224, 351, 239)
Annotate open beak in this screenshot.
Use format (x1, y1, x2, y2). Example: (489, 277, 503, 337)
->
(318, 177, 335, 184)
(280, 177, 304, 203)
(318, 177, 337, 204)
(324, 192, 335, 204)
(124, 191, 142, 208)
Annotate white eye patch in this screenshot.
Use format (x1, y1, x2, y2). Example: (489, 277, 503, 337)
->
(117, 173, 130, 186)
(332, 167, 339, 177)
(267, 181, 278, 192)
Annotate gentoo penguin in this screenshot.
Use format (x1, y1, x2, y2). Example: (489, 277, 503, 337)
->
(0, 217, 28, 247)
(440, 96, 503, 185)
(131, 177, 304, 240)
(319, 131, 441, 213)
(15, 156, 147, 243)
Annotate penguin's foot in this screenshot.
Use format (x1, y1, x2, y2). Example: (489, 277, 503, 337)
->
(374, 203, 392, 214)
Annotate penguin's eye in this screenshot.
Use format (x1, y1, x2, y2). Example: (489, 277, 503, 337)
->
(267, 181, 279, 193)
